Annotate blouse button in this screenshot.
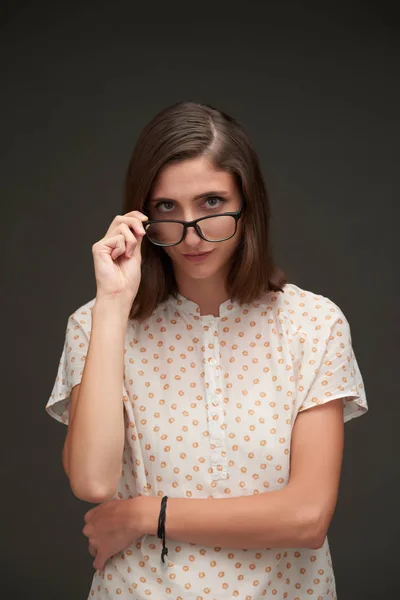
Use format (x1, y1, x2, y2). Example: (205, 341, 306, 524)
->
(209, 358, 217, 366)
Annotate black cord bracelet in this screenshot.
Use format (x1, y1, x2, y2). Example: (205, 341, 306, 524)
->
(157, 495, 169, 563)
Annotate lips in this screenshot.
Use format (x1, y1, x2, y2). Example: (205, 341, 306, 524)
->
(183, 250, 214, 262)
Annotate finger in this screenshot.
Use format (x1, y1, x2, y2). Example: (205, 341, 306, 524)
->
(109, 227, 139, 260)
(118, 223, 136, 258)
(123, 210, 149, 222)
(117, 222, 143, 258)
(82, 522, 95, 537)
(121, 222, 146, 260)
(93, 234, 125, 260)
(108, 216, 147, 241)
(84, 509, 95, 523)
(95, 234, 126, 262)
(111, 235, 126, 261)
(84, 502, 104, 520)
(125, 217, 147, 237)
(130, 227, 145, 260)
(106, 213, 148, 238)
(95, 234, 126, 261)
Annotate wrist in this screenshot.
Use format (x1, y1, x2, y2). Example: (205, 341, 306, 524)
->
(93, 293, 133, 322)
(133, 496, 160, 537)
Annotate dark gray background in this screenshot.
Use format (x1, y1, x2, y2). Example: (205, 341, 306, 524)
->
(1, 1, 398, 598)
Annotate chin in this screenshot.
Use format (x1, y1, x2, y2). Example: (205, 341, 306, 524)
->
(181, 264, 219, 280)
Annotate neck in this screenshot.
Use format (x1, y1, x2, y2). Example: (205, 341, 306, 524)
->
(175, 273, 230, 317)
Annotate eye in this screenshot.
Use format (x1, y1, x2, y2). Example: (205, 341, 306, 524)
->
(204, 196, 224, 209)
(155, 200, 175, 212)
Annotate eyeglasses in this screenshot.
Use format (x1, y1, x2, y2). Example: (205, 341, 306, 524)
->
(144, 201, 245, 247)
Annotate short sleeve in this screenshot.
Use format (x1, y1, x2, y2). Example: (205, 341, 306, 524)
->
(45, 300, 95, 425)
(297, 309, 368, 423)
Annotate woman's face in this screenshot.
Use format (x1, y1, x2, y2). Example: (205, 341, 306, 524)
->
(147, 156, 244, 284)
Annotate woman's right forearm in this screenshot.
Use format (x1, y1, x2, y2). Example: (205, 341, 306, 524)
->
(68, 294, 133, 502)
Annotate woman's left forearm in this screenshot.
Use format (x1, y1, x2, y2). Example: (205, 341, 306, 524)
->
(136, 487, 324, 550)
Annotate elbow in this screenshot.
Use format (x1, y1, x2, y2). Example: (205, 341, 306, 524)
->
(302, 510, 330, 549)
(68, 463, 119, 503)
(70, 479, 117, 503)
(285, 485, 336, 549)
(67, 454, 121, 503)
(292, 498, 330, 549)
(306, 529, 327, 550)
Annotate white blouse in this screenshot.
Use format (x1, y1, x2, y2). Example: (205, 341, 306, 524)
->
(46, 282, 368, 600)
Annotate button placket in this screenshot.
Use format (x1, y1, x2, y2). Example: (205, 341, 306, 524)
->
(202, 317, 227, 480)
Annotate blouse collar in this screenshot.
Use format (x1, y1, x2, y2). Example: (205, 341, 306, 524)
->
(167, 292, 237, 319)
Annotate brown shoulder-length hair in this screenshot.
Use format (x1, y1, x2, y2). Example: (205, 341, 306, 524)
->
(123, 101, 286, 321)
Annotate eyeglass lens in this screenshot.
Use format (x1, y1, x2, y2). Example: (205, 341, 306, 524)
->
(146, 214, 236, 245)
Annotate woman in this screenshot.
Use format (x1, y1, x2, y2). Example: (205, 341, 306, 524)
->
(46, 101, 368, 599)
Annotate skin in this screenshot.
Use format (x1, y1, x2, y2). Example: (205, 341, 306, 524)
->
(82, 156, 344, 572)
(147, 156, 244, 317)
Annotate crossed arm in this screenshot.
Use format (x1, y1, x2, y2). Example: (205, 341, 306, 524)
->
(139, 398, 344, 549)
(83, 397, 344, 564)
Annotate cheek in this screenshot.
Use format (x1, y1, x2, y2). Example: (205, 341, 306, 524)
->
(163, 247, 182, 265)
(162, 247, 174, 259)
(221, 227, 243, 257)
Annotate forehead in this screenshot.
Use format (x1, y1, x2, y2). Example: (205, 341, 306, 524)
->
(150, 156, 238, 200)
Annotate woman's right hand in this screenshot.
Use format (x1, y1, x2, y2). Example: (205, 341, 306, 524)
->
(92, 211, 149, 302)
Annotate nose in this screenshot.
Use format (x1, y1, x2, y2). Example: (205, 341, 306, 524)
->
(183, 225, 203, 247)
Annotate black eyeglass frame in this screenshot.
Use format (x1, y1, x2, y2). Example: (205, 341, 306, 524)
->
(143, 200, 245, 247)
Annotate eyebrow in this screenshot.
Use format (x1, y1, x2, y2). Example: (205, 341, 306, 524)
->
(148, 190, 230, 205)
